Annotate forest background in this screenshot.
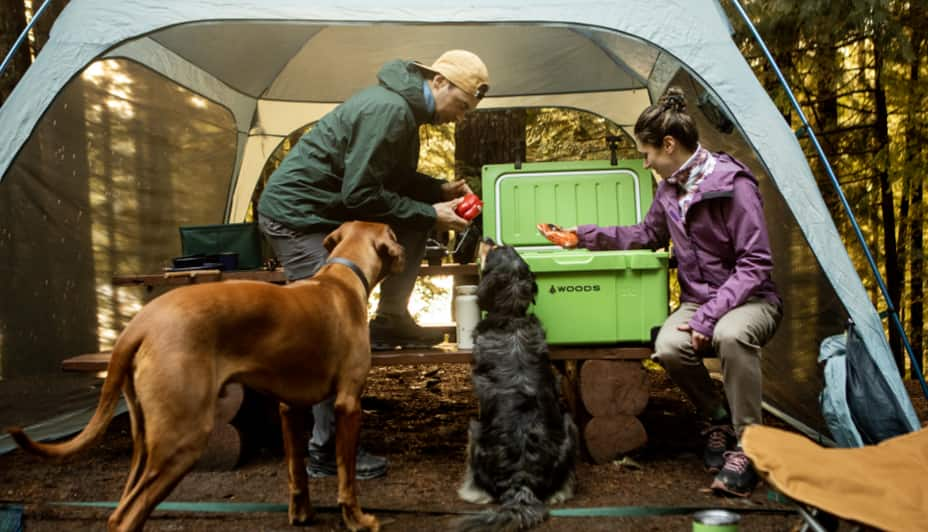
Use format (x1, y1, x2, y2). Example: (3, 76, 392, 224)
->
(1, 0, 926, 382)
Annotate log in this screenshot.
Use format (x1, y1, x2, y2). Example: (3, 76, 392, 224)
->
(194, 422, 243, 471)
(189, 383, 245, 471)
(215, 383, 244, 425)
(580, 360, 649, 418)
(583, 415, 647, 464)
(558, 360, 589, 428)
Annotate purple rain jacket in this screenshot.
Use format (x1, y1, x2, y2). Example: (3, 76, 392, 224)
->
(576, 153, 781, 338)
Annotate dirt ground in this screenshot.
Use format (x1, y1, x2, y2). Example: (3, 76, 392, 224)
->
(1, 364, 926, 531)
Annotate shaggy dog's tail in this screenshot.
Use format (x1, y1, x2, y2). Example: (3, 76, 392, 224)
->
(455, 485, 546, 532)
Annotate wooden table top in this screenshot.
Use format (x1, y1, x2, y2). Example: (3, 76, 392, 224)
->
(112, 263, 480, 288)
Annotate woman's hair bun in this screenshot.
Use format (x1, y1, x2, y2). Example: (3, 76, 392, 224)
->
(658, 87, 687, 113)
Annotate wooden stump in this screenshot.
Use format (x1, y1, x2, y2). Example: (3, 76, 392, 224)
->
(579, 360, 649, 417)
(216, 383, 244, 424)
(559, 358, 651, 462)
(558, 361, 588, 425)
(193, 383, 245, 471)
(583, 415, 647, 464)
(194, 422, 243, 471)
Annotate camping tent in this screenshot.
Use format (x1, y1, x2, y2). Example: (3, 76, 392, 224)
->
(0, 0, 920, 437)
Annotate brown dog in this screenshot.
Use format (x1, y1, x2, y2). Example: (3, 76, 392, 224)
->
(8, 221, 404, 532)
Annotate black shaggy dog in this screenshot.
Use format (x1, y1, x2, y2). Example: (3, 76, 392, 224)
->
(456, 241, 578, 532)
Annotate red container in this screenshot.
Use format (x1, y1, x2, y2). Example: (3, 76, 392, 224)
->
(455, 193, 483, 221)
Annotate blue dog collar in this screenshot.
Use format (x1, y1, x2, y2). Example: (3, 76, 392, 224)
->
(325, 257, 370, 295)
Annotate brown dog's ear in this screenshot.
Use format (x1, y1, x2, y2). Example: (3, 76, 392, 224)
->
(323, 225, 346, 253)
(378, 228, 406, 274)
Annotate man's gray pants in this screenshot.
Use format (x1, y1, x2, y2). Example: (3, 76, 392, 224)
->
(257, 214, 428, 450)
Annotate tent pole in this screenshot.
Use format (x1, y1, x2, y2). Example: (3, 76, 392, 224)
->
(0, 0, 54, 79)
(728, 0, 928, 401)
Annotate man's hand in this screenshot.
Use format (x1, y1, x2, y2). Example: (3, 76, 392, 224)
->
(434, 197, 469, 232)
(677, 323, 711, 352)
(441, 179, 473, 201)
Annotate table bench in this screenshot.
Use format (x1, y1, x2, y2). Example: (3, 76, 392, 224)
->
(65, 263, 652, 468)
(62, 345, 649, 372)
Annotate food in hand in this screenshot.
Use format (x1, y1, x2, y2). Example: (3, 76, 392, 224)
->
(536, 223, 579, 248)
(455, 193, 483, 221)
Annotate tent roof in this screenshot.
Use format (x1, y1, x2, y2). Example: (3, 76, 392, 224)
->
(2, 0, 730, 175)
(150, 22, 654, 101)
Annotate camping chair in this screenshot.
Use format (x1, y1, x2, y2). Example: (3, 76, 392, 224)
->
(743, 425, 927, 532)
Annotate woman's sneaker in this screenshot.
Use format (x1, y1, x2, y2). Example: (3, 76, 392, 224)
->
(702, 423, 736, 473)
(710, 449, 758, 497)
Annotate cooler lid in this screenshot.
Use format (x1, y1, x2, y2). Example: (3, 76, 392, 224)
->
(520, 248, 669, 273)
(486, 160, 651, 248)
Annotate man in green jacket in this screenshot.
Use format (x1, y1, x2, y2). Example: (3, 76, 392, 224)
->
(257, 50, 490, 479)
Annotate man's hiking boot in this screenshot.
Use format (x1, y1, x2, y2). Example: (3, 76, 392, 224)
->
(702, 423, 736, 473)
(370, 312, 444, 350)
(710, 449, 759, 497)
(307, 447, 387, 480)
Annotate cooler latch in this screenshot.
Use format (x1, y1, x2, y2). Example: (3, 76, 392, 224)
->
(606, 135, 621, 166)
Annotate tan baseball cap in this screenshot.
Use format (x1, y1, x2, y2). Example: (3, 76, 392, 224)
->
(414, 50, 490, 100)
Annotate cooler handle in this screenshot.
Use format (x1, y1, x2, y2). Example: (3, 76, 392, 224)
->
(552, 256, 596, 266)
(627, 254, 665, 269)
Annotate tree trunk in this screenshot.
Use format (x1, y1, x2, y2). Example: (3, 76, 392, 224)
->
(872, 34, 904, 374)
(812, 40, 842, 217)
(910, 175, 924, 379)
(452, 109, 526, 262)
(905, 3, 926, 379)
(0, 0, 31, 105)
(30, 0, 69, 56)
(454, 109, 526, 194)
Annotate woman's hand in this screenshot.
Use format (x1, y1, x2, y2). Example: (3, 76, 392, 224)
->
(537, 223, 579, 248)
(676, 323, 711, 352)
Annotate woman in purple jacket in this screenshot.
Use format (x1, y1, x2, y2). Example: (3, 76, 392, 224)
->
(555, 87, 782, 497)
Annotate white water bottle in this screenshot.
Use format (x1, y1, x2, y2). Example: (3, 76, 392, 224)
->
(454, 285, 480, 350)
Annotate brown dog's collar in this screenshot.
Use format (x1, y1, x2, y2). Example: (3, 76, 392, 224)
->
(326, 257, 370, 295)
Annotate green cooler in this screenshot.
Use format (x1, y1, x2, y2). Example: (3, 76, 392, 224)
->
(481, 160, 669, 345)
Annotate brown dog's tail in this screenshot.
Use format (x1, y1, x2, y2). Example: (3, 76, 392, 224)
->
(6, 324, 144, 458)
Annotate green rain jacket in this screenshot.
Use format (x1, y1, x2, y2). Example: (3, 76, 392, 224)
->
(257, 60, 445, 232)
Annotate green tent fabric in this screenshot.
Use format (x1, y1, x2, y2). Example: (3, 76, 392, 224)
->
(0, 400, 127, 456)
